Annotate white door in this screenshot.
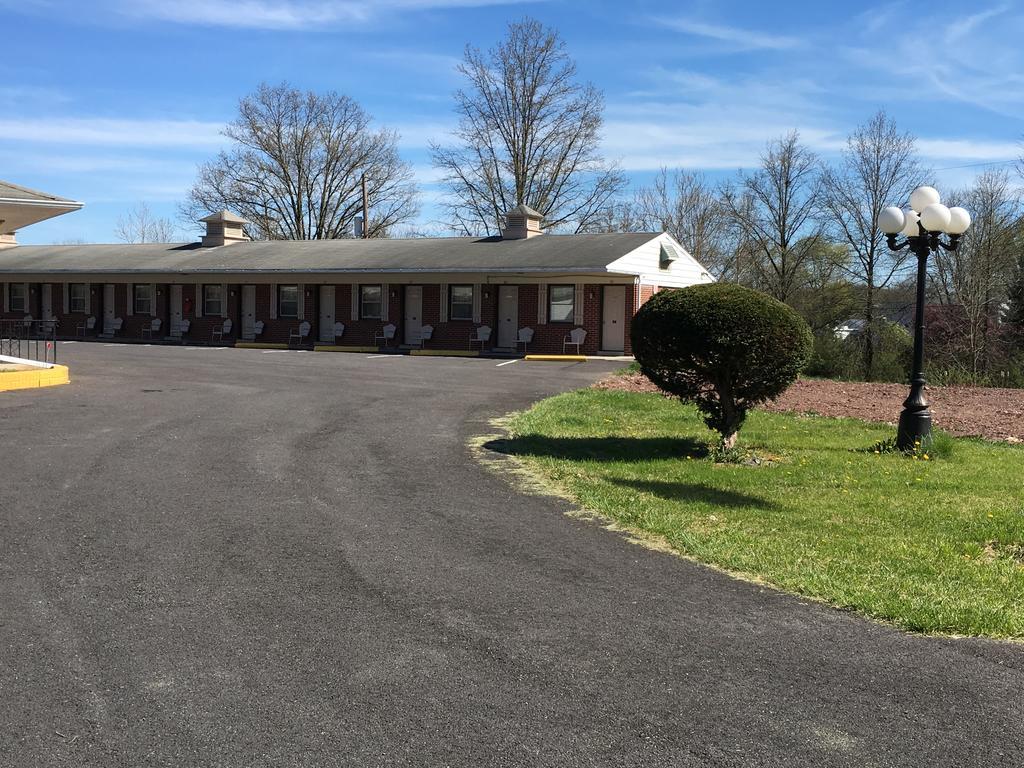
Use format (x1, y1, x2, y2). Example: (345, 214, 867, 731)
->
(103, 284, 116, 331)
(498, 286, 518, 348)
(170, 284, 183, 332)
(319, 285, 336, 342)
(404, 286, 422, 345)
(241, 285, 256, 339)
(602, 285, 625, 352)
(41, 284, 52, 319)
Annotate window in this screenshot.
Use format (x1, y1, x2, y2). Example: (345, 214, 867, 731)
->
(278, 286, 299, 319)
(548, 284, 575, 323)
(70, 283, 87, 313)
(202, 284, 224, 317)
(360, 284, 382, 319)
(134, 284, 153, 315)
(9, 283, 27, 313)
(449, 285, 474, 321)
(278, 285, 299, 318)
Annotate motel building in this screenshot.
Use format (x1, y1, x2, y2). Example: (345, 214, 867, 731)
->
(0, 181, 714, 356)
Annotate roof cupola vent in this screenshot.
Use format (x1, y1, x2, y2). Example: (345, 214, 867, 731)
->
(500, 204, 544, 240)
(200, 210, 250, 247)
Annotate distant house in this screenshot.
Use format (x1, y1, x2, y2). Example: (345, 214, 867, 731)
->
(0, 186, 714, 356)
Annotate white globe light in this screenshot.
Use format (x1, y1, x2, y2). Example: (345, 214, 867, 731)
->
(920, 203, 951, 232)
(901, 209, 921, 237)
(946, 206, 972, 235)
(910, 186, 941, 212)
(877, 206, 906, 235)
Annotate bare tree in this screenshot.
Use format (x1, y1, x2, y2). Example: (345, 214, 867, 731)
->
(819, 111, 926, 379)
(431, 18, 626, 235)
(183, 83, 418, 240)
(115, 202, 177, 243)
(632, 169, 731, 277)
(931, 170, 1021, 376)
(720, 132, 823, 304)
(581, 199, 645, 234)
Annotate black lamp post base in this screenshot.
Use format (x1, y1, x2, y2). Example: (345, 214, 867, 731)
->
(896, 408, 932, 451)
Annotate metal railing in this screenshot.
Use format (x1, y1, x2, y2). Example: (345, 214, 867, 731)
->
(0, 319, 58, 364)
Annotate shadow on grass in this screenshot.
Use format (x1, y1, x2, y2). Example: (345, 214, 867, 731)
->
(484, 435, 708, 462)
(609, 478, 775, 510)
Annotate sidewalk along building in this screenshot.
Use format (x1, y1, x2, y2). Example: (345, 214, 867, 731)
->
(0, 185, 714, 355)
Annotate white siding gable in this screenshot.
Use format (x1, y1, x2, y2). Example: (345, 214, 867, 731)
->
(605, 233, 715, 288)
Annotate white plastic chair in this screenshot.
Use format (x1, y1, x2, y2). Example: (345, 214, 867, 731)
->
(469, 325, 491, 350)
(563, 327, 586, 354)
(170, 319, 191, 340)
(517, 327, 534, 354)
(253, 320, 265, 337)
(332, 321, 345, 341)
(289, 320, 311, 346)
(142, 317, 162, 339)
(76, 316, 96, 337)
(212, 318, 232, 342)
(374, 323, 397, 346)
(418, 324, 434, 348)
(76, 317, 96, 337)
(102, 317, 123, 337)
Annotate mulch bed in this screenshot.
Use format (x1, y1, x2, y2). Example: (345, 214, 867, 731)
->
(595, 373, 1024, 443)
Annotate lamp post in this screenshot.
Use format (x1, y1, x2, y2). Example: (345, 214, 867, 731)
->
(877, 186, 972, 451)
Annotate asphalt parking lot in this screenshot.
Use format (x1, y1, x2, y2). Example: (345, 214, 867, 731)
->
(2, 342, 1022, 767)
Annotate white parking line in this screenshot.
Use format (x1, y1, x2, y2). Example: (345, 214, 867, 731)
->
(495, 359, 518, 367)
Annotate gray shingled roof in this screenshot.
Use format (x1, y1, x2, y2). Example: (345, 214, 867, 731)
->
(507, 203, 544, 219)
(0, 180, 79, 204)
(0, 233, 660, 275)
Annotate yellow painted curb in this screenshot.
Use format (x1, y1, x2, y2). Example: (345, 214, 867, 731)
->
(235, 342, 288, 349)
(524, 355, 586, 362)
(0, 364, 70, 392)
(409, 349, 479, 357)
(314, 345, 379, 353)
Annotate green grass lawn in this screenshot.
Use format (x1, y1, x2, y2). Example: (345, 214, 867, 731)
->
(500, 389, 1024, 638)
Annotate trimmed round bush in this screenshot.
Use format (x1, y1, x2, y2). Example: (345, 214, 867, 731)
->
(631, 283, 813, 448)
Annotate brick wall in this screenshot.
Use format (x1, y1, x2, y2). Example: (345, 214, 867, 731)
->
(4, 280, 642, 356)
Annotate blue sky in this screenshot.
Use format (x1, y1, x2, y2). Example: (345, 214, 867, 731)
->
(3, 0, 1022, 244)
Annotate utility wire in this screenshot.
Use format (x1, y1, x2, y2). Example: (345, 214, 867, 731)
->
(932, 159, 1017, 171)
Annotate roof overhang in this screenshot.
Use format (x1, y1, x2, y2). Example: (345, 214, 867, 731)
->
(0, 269, 639, 285)
(0, 197, 84, 234)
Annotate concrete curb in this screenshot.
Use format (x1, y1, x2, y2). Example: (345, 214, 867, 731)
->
(410, 349, 479, 357)
(0, 364, 70, 392)
(235, 342, 288, 349)
(314, 345, 379, 353)
(524, 354, 587, 362)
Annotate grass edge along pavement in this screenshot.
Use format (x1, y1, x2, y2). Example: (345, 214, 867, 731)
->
(484, 387, 1024, 639)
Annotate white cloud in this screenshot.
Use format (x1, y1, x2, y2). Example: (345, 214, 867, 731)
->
(121, 0, 540, 29)
(391, 119, 458, 149)
(0, 86, 73, 111)
(651, 17, 802, 51)
(916, 139, 1020, 163)
(844, 4, 1024, 120)
(0, 117, 224, 147)
(944, 3, 1010, 43)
